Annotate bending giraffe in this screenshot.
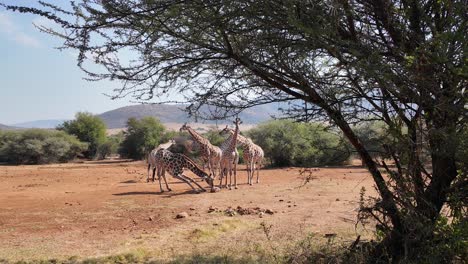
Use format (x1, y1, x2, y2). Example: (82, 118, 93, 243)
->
(156, 149, 214, 193)
(221, 128, 264, 185)
(180, 124, 222, 179)
(147, 139, 176, 183)
(219, 118, 241, 189)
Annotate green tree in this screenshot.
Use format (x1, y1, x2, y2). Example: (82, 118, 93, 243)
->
(119, 117, 167, 159)
(248, 120, 349, 167)
(96, 132, 124, 160)
(0, 129, 87, 164)
(5, 1, 466, 261)
(203, 128, 226, 147)
(58, 112, 107, 159)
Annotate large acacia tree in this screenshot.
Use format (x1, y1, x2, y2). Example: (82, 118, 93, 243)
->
(3, 0, 466, 261)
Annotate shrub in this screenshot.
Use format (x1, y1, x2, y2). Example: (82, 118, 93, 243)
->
(96, 132, 124, 160)
(57, 112, 107, 158)
(118, 117, 168, 159)
(248, 120, 350, 167)
(0, 129, 87, 164)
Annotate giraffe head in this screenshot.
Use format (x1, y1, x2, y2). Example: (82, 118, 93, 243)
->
(195, 167, 214, 187)
(233, 117, 242, 126)
(205, 173, 214, 187)
(219, 125, 231, 135)
(179, 123, 190, 132)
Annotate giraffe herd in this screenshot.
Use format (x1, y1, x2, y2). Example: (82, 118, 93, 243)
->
(147, 118, 264, 193)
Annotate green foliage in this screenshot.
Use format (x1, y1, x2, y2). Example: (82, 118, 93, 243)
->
(0, 129, 87, 164)
(118, 117, 167, 159)
(203, 129, 226, 147)
(95, 133, 123, 160)
(352, 121, 388, 159)
(248, 120, 350, 167)
(58, 112, 107, 159)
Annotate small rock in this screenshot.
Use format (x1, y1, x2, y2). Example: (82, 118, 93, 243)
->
(189, 207, 195, 211)
(265, 209, 274, 215)
(148, 216, 153, 221)
(288, 205, 292, 208)
(259, 212, 264, 218)
(225, 207, 236, 216)
(176, 212, 189, 219)
(279, 199, 284, 202)
(210, 187, 221, 193)
(336, 198, 340, 201)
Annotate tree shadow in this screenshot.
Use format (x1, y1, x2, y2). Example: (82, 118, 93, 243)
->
(120, 180, 139, 184)
(87, 159, 135, 164)
(112, 189, 205, 197)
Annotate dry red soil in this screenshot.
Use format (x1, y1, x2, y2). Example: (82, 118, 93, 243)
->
(0, 160, 377, 261)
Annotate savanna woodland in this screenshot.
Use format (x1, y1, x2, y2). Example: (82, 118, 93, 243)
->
(2, 0, 466, 263)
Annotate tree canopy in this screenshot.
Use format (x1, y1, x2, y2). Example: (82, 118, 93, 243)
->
(118, 117, 167, 159)
(3, 0, 466, 261)
(58, 112, 107, 158)
(248, 120, 349, 167)
(0, 129, 87, 164)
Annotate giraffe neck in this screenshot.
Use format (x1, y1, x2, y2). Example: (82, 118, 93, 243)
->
(226, 122, 240, 151)
(186, 127, 209, 146)
(181, 154, 209, 178)
(227, 129, 250, 147)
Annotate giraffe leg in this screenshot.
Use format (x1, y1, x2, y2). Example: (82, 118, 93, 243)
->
(172, 174, 198, 192)
(256, 161, 261, 183)
(157, 168, 164, 193)
(222, 167, 228, 188)
(218, 165, 224, 188)
(228, 164, 232, 190)
(251, 161, 255, 185)
(152, 167, 157, 182)
(234, 160, 238, 189)
(180, 174, 206, 192)
(246, 158, 251, 185)
(162, 168, 171, 191)
(147, 164, 151, 182)
(207, 159, 214, 180)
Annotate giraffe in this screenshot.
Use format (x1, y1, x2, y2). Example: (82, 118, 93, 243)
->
(156, 149, 214, 193)
(179, 123, 222, 179)
(151, 148, 172, 192)
(147, 139, 176, 183)
(222, 128, 264, 185)
(218, 118, 241, 189)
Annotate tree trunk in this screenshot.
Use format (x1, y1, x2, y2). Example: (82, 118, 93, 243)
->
(420, 117, 458, 221)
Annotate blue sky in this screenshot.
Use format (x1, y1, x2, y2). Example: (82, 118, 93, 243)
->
(0, 1, 135, 125)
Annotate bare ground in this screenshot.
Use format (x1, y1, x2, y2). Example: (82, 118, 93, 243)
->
(0, 160, 377, 261)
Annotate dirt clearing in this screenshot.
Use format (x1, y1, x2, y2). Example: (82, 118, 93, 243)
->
(0, 160, 376, 261)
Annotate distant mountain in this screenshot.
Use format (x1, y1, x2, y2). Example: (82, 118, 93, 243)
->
(4, 103, 286, 130)
(0, 123, 20, 130)
(98, 103, 283, 129)
(12, 119, 67, 129)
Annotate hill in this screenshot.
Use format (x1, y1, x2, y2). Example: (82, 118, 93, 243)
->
(0, 123, 20, 130)
(3, 103, 285, 130)
(12, 119, 67, 129)
(97, 104, 282, 129)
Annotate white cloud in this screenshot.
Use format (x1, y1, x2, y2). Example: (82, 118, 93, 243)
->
(0, 12, 16, 33)
(14, 32, 41, 48)
(0, 12, 42, 48)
